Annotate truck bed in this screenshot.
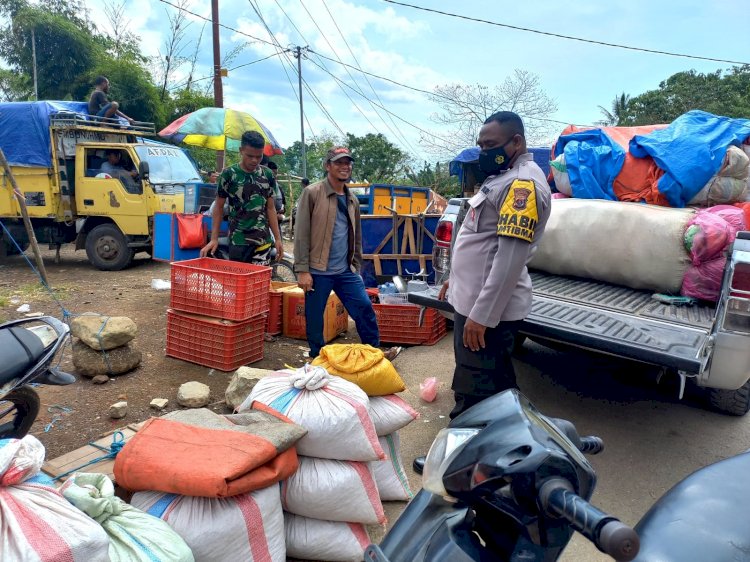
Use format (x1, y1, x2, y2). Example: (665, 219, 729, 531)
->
(408, 271, 717, 374)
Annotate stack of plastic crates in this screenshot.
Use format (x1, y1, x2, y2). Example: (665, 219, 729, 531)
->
(373, 295, 448, 345)
(166, 257, 272, 370)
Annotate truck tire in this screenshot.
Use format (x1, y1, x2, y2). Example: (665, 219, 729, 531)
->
(707, 380, 750, 416)
(85, 224, 134, 271)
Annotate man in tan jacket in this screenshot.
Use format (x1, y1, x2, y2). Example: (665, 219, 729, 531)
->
(293, 147, 379, 358)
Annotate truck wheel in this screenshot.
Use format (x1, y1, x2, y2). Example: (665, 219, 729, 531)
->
(707, 380, 750, 416)
(85, 224, 134, 271)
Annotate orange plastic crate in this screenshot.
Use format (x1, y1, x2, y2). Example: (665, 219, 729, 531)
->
(373, 304, 448, 345)
(166, 309, 265, 370)
(170, 257, 271, 321)
(266, 281, 297, 335)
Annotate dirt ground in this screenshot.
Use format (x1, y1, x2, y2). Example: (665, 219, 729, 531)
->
(0, 244, 365, 460)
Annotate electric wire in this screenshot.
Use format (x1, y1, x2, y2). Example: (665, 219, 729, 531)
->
(168, 51, 282, 92)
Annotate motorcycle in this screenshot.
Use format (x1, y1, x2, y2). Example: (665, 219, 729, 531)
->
(366, 389, 750, 561)
(0, 316, 76, 439)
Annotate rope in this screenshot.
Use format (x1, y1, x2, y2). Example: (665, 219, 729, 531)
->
(52, 430, 125, 482)
(43, 405, 73, 433)
(95, 316, 114, 376)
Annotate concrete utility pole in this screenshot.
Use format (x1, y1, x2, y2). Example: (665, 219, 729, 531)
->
(31, 29, 38, 100)
(292, 46, 308, 178)
(211, 0, 224, 172)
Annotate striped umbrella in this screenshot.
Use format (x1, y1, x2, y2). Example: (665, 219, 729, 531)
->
(159, 107, 283, 156)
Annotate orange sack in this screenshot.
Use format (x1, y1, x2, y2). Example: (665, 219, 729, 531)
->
(114, 416, 299, 497)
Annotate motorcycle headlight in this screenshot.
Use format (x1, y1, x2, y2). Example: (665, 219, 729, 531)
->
(422, 428, 480, 497)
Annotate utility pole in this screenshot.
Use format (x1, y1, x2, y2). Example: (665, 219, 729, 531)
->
(292, 46, 308, 178)
(31, 29, 38, 100)
(211, 0, 224, 172)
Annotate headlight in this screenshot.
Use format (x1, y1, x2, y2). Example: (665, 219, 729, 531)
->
(422, 428, 480, 497)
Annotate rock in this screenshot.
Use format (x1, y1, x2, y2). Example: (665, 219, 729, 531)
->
(109, 401, 128, 419)
(71, 314, 137, 351)
(91, 375, 109, 385)
(72, 339, 142, 377)
(225, 367, 274, 411)
(177, 381, 210, 408)
(150, 398, 169, 410)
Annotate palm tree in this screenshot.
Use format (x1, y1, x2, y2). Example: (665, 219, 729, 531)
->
(597, 92, 631, 126)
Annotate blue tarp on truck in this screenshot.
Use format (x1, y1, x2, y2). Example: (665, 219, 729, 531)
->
(449, 146, 551, 184)
(0, 101, 90, 167)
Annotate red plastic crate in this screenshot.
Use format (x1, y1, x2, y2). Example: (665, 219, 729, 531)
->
(166, 309, 265, 370)
(170, 257, 271, 321)
(373, 304, 448, 345)
(265, 281, 297, 335)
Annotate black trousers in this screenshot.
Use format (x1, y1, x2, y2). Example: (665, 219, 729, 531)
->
(450, 313, 522, 419)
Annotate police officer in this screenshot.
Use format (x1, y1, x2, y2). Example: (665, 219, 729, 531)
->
(414, 111, 552, 474)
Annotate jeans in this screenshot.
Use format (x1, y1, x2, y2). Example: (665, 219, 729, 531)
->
(449, 313, 522, 419)
(305, 270, 379, 358)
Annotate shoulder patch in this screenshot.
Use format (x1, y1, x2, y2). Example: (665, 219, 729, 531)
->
(497, 179, 538, 242)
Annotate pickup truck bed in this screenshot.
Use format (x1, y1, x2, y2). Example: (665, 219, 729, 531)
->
(409, 271, 716, 374)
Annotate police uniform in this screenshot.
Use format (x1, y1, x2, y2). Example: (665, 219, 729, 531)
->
(447, 152, 551, 417)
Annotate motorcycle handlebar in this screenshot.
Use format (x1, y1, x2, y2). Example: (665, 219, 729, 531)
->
(540, 479, 639, 561)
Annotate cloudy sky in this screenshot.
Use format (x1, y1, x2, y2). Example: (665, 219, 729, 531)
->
(90, 0, 748, 159)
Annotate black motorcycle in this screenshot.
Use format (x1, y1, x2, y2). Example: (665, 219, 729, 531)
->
(367, 389, 750, 561)
(0, 316, 76, 438)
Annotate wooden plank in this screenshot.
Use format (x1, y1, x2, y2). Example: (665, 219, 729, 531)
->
(373, 255, 383, 276)
(364, 253, 433, 260)
(406, 218, 417, 255)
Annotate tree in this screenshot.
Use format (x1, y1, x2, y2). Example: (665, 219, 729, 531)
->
(404, 161, 460, 198)
(345, 133, 407, 182)
(422, 70, 558, 158)
(0, 69, 32, 101)
(620, 66, 750, 125)
(155, 0, 192, 101)
(597, 92, 631, 126)
(281, 132, 340, 181)
(100, 0, 145, 64)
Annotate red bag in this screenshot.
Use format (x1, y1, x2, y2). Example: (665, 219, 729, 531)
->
(176, 213, 206, 249)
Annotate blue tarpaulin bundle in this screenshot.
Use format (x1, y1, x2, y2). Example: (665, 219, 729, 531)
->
(0, 101, 90, 167)
(449, 146, 551, 186)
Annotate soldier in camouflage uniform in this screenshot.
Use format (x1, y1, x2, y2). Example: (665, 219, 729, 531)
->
(201, 131, 283, 264)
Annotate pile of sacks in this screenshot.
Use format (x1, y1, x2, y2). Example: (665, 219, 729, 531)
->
(71, 314, 142, 378)
(238, 343, 418, 562)
(688, 145, 750, 207)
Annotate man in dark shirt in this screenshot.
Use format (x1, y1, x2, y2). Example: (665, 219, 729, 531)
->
(88, 76, 134, 124)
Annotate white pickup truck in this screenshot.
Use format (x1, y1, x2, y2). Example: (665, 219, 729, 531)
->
(411, 196, 750, 416)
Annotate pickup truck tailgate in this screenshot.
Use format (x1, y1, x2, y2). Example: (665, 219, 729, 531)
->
(408, 272, 717, 374)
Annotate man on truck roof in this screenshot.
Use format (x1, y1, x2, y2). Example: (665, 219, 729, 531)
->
(88, 76, 134, 124)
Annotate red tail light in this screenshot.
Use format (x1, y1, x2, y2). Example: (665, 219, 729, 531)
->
(435, 221, 453, 247)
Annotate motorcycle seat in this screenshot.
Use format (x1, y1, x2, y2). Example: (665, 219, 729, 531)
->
(634, 450, 750, 561)
(0, 327, 46, 385)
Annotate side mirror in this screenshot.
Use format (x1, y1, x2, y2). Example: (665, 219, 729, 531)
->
(138, 161, 150, 180)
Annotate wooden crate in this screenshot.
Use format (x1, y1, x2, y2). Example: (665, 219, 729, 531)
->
(42, 421, 146, 484)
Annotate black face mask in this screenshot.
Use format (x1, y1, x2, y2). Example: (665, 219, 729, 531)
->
(478, 138, 516, 175)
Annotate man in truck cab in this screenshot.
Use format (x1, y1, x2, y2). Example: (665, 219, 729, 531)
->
(100, 149, 138, 193)
(88, 76, 134, 124)
(414, 111, 552, 473)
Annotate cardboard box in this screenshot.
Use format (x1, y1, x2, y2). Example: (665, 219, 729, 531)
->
(282, 287, 348, 342)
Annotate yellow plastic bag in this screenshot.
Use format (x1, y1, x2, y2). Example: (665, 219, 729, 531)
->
(312, 344, 405, 396)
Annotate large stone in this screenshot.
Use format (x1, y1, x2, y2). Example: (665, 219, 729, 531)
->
(150, 398, 169, 410)
(72, 339, 142, 377)
(71, 314, 137, 351)
(177, 381, 211, 408)
(225, 367, 274, 411)
(109, 401, 128, 419)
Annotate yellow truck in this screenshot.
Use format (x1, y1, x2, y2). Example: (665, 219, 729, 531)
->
(0, 101, 206, 270)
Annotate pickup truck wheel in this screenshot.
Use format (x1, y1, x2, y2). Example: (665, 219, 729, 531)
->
(707, 380, 750, 416)
(85, 224, 134, 271)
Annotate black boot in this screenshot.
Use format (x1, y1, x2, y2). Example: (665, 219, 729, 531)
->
(413, 456, 426, 475)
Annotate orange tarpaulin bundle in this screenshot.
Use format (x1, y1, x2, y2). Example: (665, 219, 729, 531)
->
(114, 404, 300, 497)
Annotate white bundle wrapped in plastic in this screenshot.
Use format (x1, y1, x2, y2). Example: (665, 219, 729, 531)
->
(285, 513, 370, 562)
(60, 473, 194, 562)
(0, 436, 110, 562)
(131, 485, 285, 562)
(281, 456, 385, 524)
(239, 366, 384, 462)
(550, 153, 572, 196)
(529, 199, 694, 293)
(689, 145, 750, 206)
(371, 433, 413, 501)
(368, 395, 419, 436)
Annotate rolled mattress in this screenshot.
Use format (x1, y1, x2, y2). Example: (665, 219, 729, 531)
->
(529, 199, 695, 293)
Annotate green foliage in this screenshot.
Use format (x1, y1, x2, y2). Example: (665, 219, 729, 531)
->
(597, 92, 631, 126)
(345, 133, 407, 183)
(404, 161, 460, 198)
(281, 132, 339, 181)
(619, 66, 750, 125)
(0, 69, 33, 101)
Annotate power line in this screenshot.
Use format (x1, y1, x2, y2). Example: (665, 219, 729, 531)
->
(382, 0, 750, 66)
(168, 52, 282, 91)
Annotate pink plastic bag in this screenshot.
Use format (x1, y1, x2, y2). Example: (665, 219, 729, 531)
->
(705, 205, 747, 238)
(419, 377, 438, 402)
(684, 212, 730, 264)
(681, 256, 726, 302)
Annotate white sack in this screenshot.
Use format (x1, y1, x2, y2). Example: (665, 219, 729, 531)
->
(282, 456, 384, 524)
(371, 433, 413, 501)
(240, 372, 384, 462)
(0, 436, 110, 562)
(284, 513, 370, 562)
(368, 395, 419, 436)
(689, 175, 747, 207)
(529, 199, 694, 293)
(60, 473, 194, 562)
(550, 154, 572, 196)
(131, 485, 285, 562)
